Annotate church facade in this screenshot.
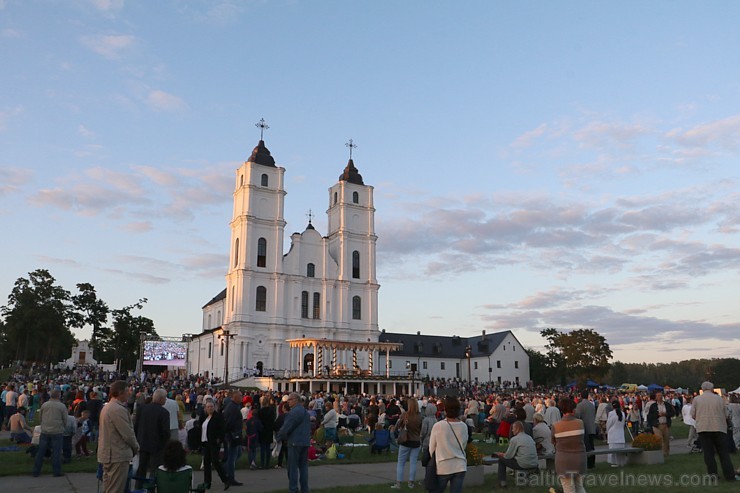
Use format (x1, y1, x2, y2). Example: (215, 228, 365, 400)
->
(187, 137, 530, 389)
(187, 139, 379, 378)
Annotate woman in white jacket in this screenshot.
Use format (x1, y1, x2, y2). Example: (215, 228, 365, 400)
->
(606, 400, 627, 467)
(429, 396, 468, 493)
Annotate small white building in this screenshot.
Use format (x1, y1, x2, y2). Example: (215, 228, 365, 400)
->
(378, 330, 530, 388)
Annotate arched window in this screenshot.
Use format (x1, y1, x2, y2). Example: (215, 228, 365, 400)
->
(352, 250, 360, 279)
(334, 191, 338, 204)
(256, 286, 267, 311)
(234, 238, 239, 267)
(257, 238, 267, 267)
(312, 292, 320, 319)
(352, 191, 359, 204)
(301, 291, 309, 318)
(240, 175, 244, 187)
(261, 173, 268, 187)
(220, 340, 224, 356)
(352, 296, 361, 320)
(207, 314, 212, 329)
(307, 263, 315, 278)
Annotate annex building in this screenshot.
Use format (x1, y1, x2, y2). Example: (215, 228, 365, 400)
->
(187, 134, 530, 392)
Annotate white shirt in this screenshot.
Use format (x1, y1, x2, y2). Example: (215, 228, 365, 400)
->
(201, 415, 211, 442)
(163, 398, 180, 431)
(682, 403, 696, 427)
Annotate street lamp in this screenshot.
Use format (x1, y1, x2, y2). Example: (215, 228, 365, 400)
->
(218, 329, 236, 387)
(465, 344, 472, 384)
(407, 361, 418, 396)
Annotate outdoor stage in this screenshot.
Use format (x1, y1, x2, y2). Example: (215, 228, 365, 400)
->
(229, 337, 421, 395)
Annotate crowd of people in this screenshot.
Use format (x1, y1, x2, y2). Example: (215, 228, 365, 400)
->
(2, 364, 740, 492)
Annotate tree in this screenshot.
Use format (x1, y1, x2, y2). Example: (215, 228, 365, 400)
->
(524, 347, 553, 386)
(540, 327, 612, 385)
(70, 283, 110, 361)
(97, 298, 157, 371)
(0, 269, 75, 366)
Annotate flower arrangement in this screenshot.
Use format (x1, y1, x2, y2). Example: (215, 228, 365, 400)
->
(466, 443, 483, 466)
(632, 432, 662, 451)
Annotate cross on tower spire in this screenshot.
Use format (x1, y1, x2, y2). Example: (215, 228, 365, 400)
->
(345, 138, 357, 160)
(255, 118, 270, 140)
(306, 209, 315, 225)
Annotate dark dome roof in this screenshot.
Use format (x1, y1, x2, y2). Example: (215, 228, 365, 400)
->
(248, 140, 276, 167)
(338, 159, 364, 185)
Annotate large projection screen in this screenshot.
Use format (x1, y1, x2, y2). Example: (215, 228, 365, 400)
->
(143, 340, 187, 367)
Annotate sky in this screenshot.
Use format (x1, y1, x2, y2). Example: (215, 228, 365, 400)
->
(1, 1, 739, 365)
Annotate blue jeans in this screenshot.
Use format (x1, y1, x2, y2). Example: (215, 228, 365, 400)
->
(436, 471, 465, 493)
(396, 445, 421, 482)
(225, 439, 241, 480)
(33, 433, 63, 476)
(287, 445, 309, 493)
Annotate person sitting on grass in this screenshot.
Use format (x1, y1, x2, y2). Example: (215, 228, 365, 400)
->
(369, 423, 391, 454)
(10, 407, 33, 444)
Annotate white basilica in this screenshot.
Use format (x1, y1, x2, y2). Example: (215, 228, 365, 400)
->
(187, 135, 530, 392)
(187, 138, 380, 379)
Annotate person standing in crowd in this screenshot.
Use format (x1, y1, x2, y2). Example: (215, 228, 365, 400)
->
(429, 395, 468, 493)
(392, 397, 422, 489)
(682, 395, 698, 449)
(86, 391, 103, 443)
(574, 390, 596, 470)
(222, 390, 243, 486)
(647, 392, 674, 457)
(258, 395, 276, 470)
(544, 398, 562, 428)
(199, 400, 231, 490)
(276, 392, 311, 493)
(163, 394, 182, 441)
(321, 400, 338, 443)
(32, 389, 68, 477)
(691, 382, 739, 482)
(3, 384, 18, 430)
(595, 397, 610, 440)
(133, 388, 170, 488)
(606, 400, 626, 467)
(552, 397, 587, 493)
(97, 381, 139, 493)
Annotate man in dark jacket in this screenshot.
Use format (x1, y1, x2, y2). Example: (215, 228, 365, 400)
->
(133, 389, 170, 488)
(276, 392, 311, 493)
(647, 392, 675, 457)
(222, 390, 243, 487)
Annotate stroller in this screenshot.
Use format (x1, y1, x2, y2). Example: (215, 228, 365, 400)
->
(689, 436, 702, 454)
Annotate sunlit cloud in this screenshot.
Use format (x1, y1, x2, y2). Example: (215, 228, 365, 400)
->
(80, 34, 135, 60)
(146, 90, 187, 112)
(0, 166, 33, 196)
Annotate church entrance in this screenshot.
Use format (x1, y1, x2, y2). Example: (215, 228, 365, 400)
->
(256, 361, 264, 376)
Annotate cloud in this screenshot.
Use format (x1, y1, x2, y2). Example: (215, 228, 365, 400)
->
(80, 34, 135, 60)
(146, 90, 187, 112)
(666, 115, 740, 150)
(482, 301, 740, 348)
(511, 124, 548, 149)
(89, 0, 125, 12)
(78, 124, 95, 138)
(377, 181, 739, 283)
(0, 166, 33, 196)
(0, 106, 23, 131)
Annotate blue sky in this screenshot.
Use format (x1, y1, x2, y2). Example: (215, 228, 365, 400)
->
(1, 1, 739, 364)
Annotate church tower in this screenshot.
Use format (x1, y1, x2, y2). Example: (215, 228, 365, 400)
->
(327, 144, 379, 339)
(225, 135, 286, 326)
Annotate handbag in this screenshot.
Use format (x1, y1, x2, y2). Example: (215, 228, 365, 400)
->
(397, 416, 409, 445)
(421, 446, 431, 467)
(423, 452, 438, 491)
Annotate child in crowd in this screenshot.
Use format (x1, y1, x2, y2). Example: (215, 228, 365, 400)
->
(73, 410, 92, 457)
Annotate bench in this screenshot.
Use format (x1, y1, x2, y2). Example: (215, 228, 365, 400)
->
(483, 447, 644, 470)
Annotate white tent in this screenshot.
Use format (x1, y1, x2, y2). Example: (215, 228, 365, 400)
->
(730, 386, 740, 394)
(637, 384, 648, 391)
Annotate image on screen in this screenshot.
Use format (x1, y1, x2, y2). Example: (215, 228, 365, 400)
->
(143, 340, 187, 367)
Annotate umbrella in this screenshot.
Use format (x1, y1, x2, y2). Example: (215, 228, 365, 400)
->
(586, 380, 600, 388)
(647, 383, 663, 392)
(637, 384, 648, 391)
(730, 386, 740, 394)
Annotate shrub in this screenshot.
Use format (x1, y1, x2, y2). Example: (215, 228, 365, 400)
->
(466, 443, 483, 466)
(632, 432, 662, 451)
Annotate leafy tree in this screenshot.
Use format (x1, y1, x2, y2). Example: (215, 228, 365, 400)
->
(70, 283, 110, 361)
(97, 298, 157, 371)
(541, 327, 612, 385)
(524, 347, 553, 386)
(0, 269, 75, 366)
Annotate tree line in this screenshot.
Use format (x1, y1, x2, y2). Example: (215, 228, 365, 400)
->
(0, 269, 158, 371)
(526, 327, 739, 391)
